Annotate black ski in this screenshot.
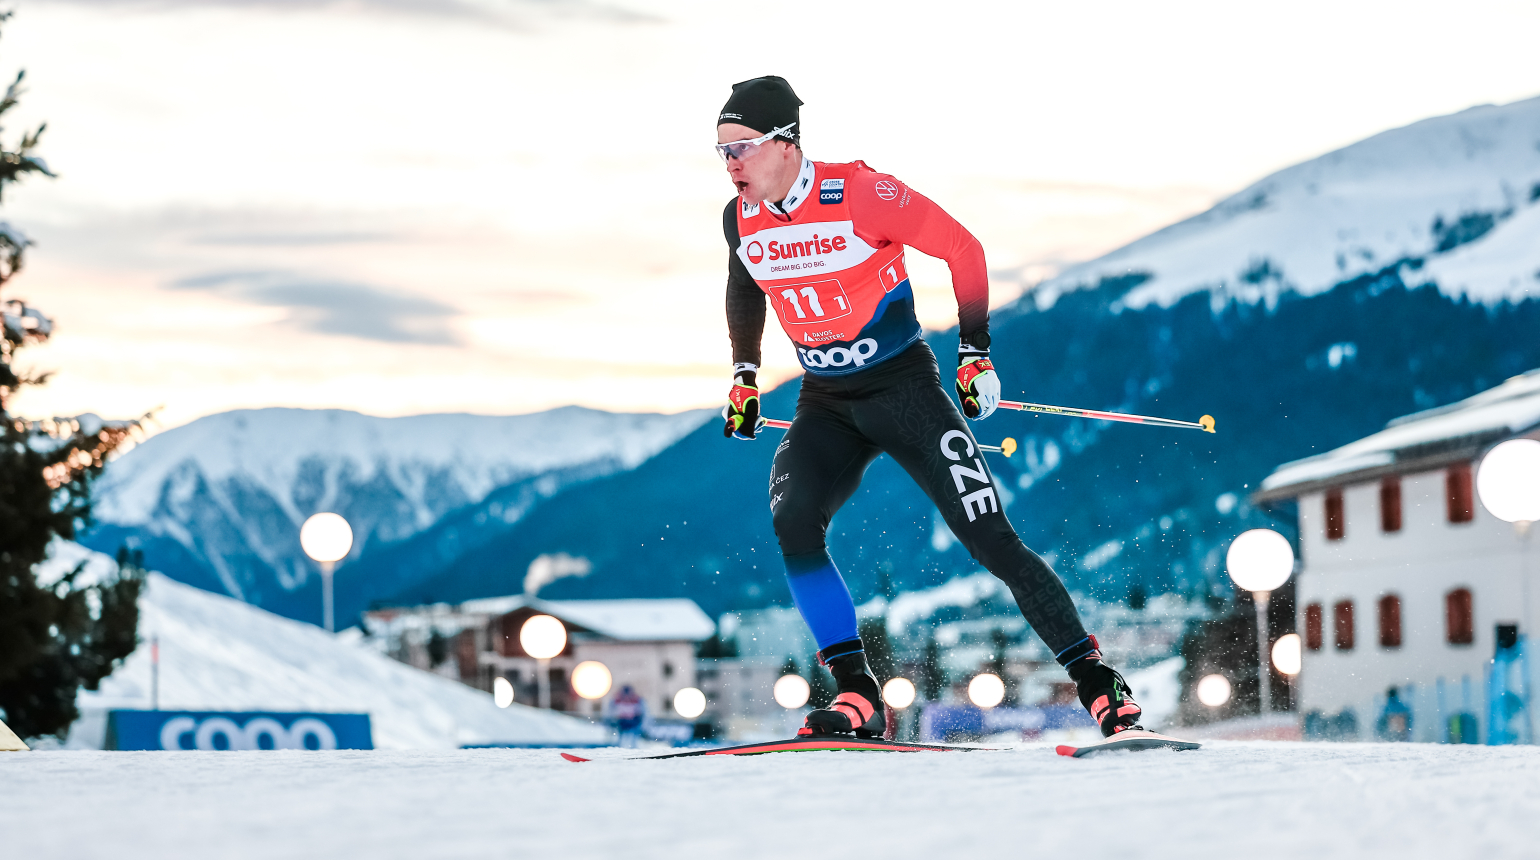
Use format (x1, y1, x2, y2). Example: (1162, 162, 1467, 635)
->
(1055, 729, 1201, 758)
(561, 736, 986, 761)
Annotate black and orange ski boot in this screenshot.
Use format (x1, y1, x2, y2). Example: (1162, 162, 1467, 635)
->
(798, 649, 887, 739)
(1073, 661, 1143, 737)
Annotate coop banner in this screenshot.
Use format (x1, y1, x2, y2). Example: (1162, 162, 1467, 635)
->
(106, 710, 373, 751)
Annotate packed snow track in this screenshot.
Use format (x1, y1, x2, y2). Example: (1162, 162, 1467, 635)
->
(4, 742, 1535, 859)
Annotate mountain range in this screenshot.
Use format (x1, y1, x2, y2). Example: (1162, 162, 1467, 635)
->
(85, 95, 1540, 624)
(85, 407, 710, 623)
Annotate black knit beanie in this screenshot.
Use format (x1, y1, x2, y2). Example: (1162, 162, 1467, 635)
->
(718, 76, 802, 144)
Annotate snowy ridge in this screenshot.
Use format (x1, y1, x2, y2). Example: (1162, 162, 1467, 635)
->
(58, 541, 607, 749)
(86, 405, 710, 607)
(96, 406, 710, 528)
(1040, 95, 1540, 309)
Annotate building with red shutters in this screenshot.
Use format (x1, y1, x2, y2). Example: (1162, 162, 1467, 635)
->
(1255, 369, 1540, 742)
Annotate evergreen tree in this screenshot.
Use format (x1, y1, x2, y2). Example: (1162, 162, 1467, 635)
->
(0, 11, 143, 740)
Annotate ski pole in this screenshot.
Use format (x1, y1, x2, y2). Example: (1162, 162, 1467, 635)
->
(762, 417, 1018, 456)
(997, 400, 1216, 433)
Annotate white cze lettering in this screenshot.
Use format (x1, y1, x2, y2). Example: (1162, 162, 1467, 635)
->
(949, 458, 990, 493)
(939, 430, 974, 461)
(961, 488, 999, 522)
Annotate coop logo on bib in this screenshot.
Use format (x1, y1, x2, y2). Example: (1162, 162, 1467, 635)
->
(819, 178, 845, 204)
(798, 338, 878, 369)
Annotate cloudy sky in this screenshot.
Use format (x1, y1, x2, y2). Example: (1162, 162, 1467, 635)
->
(4, 0, 1538, 430)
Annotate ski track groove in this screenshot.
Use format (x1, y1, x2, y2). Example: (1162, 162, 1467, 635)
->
(3, 742, 1538, 859)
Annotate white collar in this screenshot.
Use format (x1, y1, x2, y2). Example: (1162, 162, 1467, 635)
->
(763, 157, 816, 216)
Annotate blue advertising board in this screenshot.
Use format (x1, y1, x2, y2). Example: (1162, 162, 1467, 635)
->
(106, 710, 373, 751)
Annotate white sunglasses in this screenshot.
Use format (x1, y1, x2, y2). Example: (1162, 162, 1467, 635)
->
(715, 123, 796, 162)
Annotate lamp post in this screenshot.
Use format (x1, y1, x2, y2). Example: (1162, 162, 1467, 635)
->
(1476, 438, 1540, 741)
(519, 614, 567, 710)
(1226, 528, 1295, 714)
(881, 677, 917, 740)
(1273, 633, 1302, 711)
(300, 513, 353, 633)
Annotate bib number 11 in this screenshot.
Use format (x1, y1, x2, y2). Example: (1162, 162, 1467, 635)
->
(775, 280, 851, 323)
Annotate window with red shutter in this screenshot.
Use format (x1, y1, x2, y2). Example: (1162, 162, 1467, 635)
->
(1304, 603, 1323, 651)
(1380, 476, 1402, 533)
(1333, 600, 1355, 650)
(1446, 588, 1474, 645)
(1447, 463, 1474, 523)
(1378, 594, 1403, 648)
(1325, 488, 1345, 541)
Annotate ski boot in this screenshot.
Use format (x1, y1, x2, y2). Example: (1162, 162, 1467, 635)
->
(798, 650, 887, 738)
(1073, 660, 1143, 737)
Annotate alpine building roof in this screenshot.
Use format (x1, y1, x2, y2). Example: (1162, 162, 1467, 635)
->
(1255, 368, 1540, 502)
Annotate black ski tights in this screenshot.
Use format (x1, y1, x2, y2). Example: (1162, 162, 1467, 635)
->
(769, 341, 1093, 663)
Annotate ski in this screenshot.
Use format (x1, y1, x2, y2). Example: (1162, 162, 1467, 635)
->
(560, 736, 986, 762)
(1054, 729, 1201, 758)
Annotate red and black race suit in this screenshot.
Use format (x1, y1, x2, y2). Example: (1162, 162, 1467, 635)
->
(724, 158, 989, 375)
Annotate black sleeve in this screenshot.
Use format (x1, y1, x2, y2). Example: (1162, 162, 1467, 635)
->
(723, 199, 765, 368)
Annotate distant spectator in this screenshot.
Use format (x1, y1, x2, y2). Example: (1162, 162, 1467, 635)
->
(607, 685, 647, 748)
(1377, 687, 1412, 741)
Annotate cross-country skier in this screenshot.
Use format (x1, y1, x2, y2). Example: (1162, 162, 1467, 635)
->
(715, 76, 1142, 740)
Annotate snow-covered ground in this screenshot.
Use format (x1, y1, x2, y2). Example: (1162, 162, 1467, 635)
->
(5, 742, 1538, 859)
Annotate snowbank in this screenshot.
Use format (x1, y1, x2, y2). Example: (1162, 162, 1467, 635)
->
(62, 552, 607, 749)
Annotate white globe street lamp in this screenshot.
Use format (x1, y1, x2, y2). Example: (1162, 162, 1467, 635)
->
(1272, 633, 1302, 676)
(1197, 674, 1232, 708)
(520, 615, 567, 710)
(1478, 438, 1540, 741)
(1478, 439, 1540, 525)
(300, 512, 352, 633)
(1227, 528, 1295, 715)
(673, 687, 707, 719)
(967, 673, 1006, 709)
(773, 674, 811, 709)
(493, 676, 515, 708)
(1272, 632, 1302, 712)
(882, 677, 917, 710)
(571, 661, 613, 701)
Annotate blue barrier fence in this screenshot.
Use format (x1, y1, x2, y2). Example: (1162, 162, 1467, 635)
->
(107, 710, 373, 750)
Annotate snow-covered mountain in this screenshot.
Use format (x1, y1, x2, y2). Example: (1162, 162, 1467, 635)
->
(86, 406, 711, 618)
(1040, 95, 1540, 310)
